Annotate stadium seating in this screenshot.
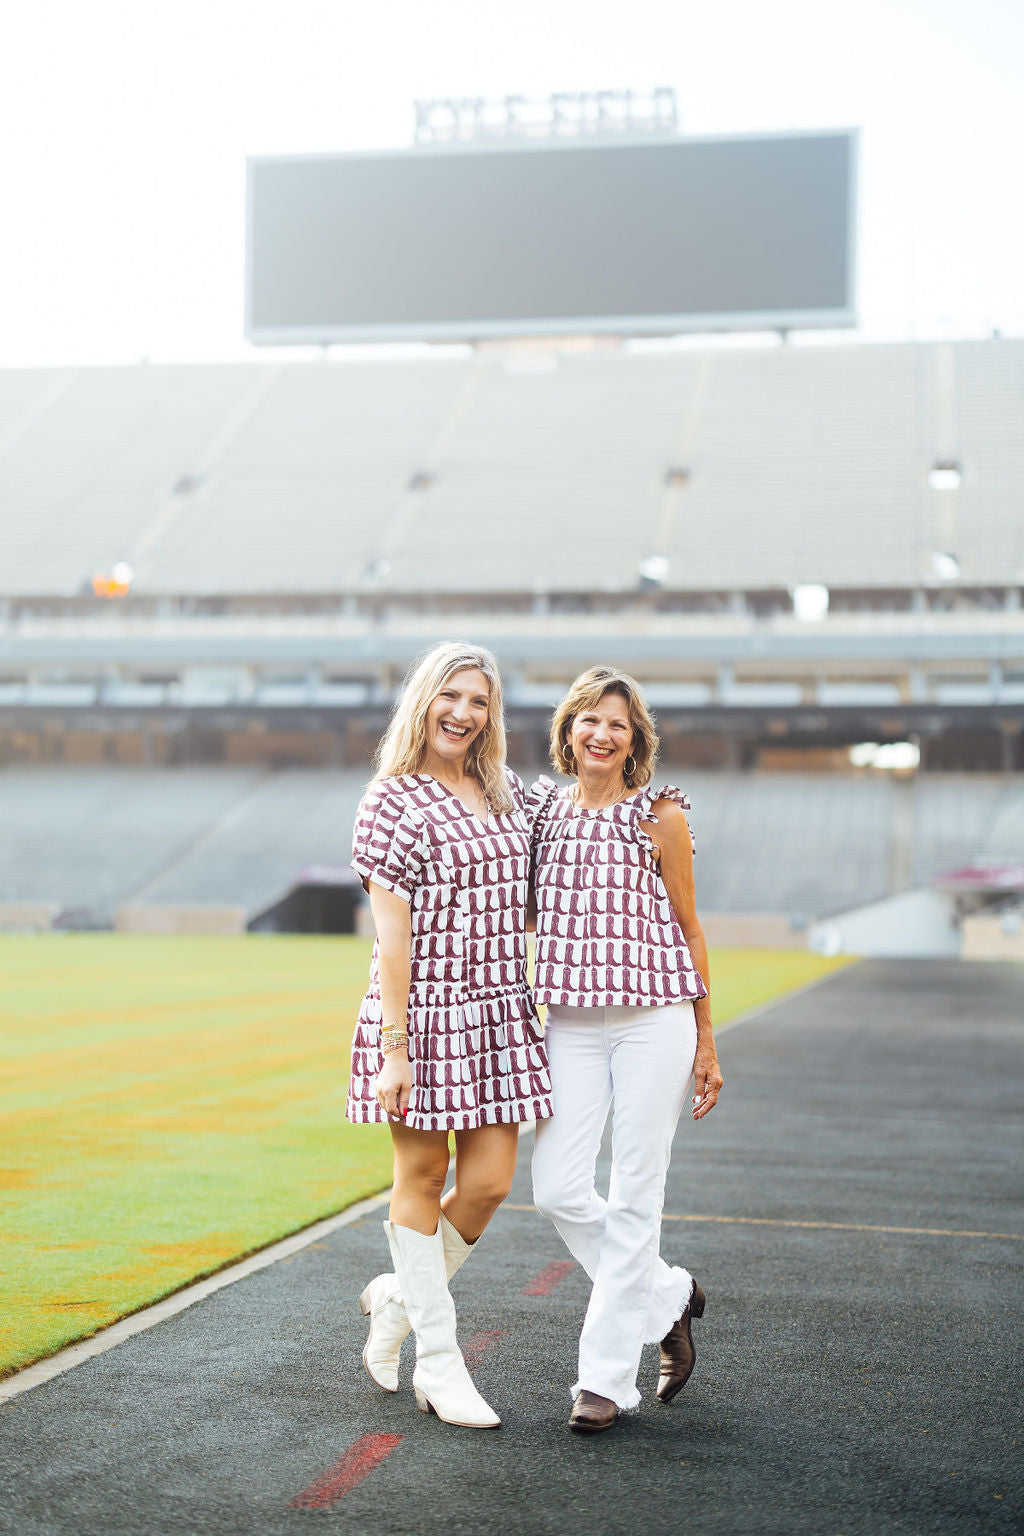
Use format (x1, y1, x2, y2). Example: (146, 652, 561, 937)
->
(3, 766, 1022, 927)
(682, 770, 893, 916)
(2, 339, 1020, 935)
(138, 767, 369, 914)
(2, 339, 1021, 597)
(910, 775, 1024, 883)
(0, 767, 263, 920)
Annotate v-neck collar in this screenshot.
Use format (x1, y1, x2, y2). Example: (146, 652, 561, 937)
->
(415, 773, 492, 828)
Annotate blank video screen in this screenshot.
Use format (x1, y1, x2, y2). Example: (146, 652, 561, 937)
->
(246, 130, 856, 342)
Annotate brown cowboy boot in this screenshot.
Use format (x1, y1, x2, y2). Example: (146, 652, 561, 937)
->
(656, 1280, 706, 1403)
(569, 1390, 619, 1433)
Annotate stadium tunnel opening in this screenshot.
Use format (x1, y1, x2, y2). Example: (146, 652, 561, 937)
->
(248, 868, 363, 934)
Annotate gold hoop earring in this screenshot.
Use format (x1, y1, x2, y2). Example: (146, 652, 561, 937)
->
(624, 754, 637, 778)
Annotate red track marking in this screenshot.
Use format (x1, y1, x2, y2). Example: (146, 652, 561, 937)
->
(522, 1260, 575, 1296)
(462, 1328, 508, 1371)
(289, 1433, 403, 1511)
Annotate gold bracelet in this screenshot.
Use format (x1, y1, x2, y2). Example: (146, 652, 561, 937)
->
(381, 1032, 409, 1054)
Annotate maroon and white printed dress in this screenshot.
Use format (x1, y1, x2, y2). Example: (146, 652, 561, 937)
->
(528, 776, 709, 1008)
(347, 770, 553, 1132)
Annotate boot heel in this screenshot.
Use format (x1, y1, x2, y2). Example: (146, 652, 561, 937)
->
(358, 1286, 372, 1316)
(691, 1284, 706, 1319)
(414, 1387, 432, 1414)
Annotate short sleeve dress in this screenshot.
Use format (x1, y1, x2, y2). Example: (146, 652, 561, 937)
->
(527, 776, 709, 1009)
(347, 770, 554, 1132)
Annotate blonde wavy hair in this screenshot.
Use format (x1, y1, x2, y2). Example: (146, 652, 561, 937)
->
(375, 641, 514, 814)
(550, 665, 659, 790)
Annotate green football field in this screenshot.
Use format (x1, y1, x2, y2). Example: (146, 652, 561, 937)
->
(0, 935, 852, 1378)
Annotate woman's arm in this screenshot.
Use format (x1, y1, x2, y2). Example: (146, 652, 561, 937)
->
(642, 798, 724, 1121)
(369, 880, 415, 1119)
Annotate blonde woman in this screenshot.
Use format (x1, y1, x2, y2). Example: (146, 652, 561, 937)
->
(529, 666, 723, 1432)
(348, 642, 553, 1429)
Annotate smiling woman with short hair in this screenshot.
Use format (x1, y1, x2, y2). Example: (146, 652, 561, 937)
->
(348, 641, 552, 1430)
(529, 665, 723, 1433)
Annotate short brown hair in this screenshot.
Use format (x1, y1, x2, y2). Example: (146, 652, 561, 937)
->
(549, 666, 659, 789)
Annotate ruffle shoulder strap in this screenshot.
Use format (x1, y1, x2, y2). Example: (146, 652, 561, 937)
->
(525, 775, 561, 844)
(632, 784, 696, 857)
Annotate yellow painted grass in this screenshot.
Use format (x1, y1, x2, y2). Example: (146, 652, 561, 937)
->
(0, 935, 851, 1377)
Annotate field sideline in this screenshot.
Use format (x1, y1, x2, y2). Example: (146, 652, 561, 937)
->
(0, 935, 852, 1379)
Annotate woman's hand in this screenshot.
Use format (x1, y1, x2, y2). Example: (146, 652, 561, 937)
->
(691, 1038, 723, 1121)
(376, 1050, 413, 1121)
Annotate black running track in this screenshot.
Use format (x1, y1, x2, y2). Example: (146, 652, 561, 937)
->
(1, 960, 1022, 1536)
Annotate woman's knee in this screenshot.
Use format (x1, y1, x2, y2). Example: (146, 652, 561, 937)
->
(394, 1143, 450, 1202)
(457, 1163, 515, 1215)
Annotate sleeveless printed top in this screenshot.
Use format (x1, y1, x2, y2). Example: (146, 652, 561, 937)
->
(528, 776, 709, 1009)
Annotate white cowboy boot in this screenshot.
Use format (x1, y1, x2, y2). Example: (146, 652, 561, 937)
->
(384, 1219, 500, 1428)
(359, 1214, 474, 1392)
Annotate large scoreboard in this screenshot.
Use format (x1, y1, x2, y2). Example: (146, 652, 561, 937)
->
(245, 129, 856, 344)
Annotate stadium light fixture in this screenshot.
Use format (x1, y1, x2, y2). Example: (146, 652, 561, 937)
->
(91, 563, 133, 599)
(638, 555, 670, 586)
(930, 551, 961, 581)
(871, 742, 920, 771)
(928, 460, 962, 491)
(849, 741, 920, 771)
(792, 583, 829, 622)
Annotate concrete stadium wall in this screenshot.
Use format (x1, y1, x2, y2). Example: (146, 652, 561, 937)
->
(699, 913, 809, 949)
(961, 911, 1024, 961)
(808, 889, 960, 959)
(0, 902, 57, 932)
(116, 905, 247, 936)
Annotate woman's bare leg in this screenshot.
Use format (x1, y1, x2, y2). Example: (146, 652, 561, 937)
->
(388, 1123, 451, 1234)
(441, 1122, 520, 1243)
(381, 1124, 502, 1427)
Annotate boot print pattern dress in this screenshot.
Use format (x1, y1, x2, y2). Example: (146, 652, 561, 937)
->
(347, 770, 553, 1132)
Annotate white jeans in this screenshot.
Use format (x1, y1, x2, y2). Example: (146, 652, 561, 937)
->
(532, 1002, 697, 1411)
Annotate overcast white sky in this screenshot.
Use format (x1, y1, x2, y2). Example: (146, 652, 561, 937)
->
(1, 0, 1021, 367)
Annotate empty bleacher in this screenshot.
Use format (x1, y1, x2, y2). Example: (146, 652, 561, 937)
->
(682, 770, 894, 915)
(910, 775, 1024, 884)
(0, 766, 264, 920)
(3, 766, 1022, 928)
(2, 338, 1022, 598)
(137, 767, 369, 914)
